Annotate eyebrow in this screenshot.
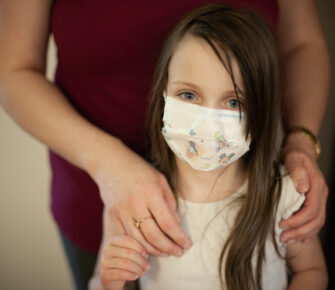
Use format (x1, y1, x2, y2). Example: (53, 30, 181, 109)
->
(170, 80, 245, 97)
(170, 81, 202, 91)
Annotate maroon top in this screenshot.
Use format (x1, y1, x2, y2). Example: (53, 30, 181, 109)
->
(51, 0, 278, 253)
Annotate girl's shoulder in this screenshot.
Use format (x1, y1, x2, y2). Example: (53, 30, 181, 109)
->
(277, 165, 305, 221)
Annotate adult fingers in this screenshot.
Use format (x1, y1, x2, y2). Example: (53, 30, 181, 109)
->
(284, 152, 310, 193)
(279, 169, 327, 242)
(279, 200, 324, 239)
(279, 173, 327, 230)
(140, 217, 185, 257)
(108, 210, 127, 235)
(116, 191, 177, 256)
(120, 185, 191, 256)
(121, 213, 164, 257)
(159, 175, 181, 223)
(279, 218, 320, 243)
(300, 229, 319, 244)
(279, 202, 326, 243)
(284, 233, 316, 245)
(146, 191, 192, 251)
(111, 191, 165, 256)
(279, 202, 315, 231)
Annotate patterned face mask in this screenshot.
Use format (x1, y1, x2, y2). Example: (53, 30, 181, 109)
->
(162, 96, 251, 171)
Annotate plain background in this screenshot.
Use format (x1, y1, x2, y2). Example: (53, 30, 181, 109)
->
(0, 1, 334, 289)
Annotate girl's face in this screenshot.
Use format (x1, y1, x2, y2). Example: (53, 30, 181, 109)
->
(166, 34, 246, 111)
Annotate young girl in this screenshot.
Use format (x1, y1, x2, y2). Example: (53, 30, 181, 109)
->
(89, 4, 327, 290)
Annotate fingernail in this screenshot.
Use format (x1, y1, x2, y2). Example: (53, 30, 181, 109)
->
(298, 183, 308, 192)
(279, 223, 285, 228)
(184, 239, 192, 249)
(175, 249, 183, 257)
(300, 182, 307, 188)
(160, 253, 169, 257)
(280, 226, 290, 231)
(281, 237, 288, 243)
(287, 239, 296, 244)
(146, 264, 151, 271)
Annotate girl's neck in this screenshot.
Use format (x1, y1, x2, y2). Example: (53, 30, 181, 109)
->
(175, 157, 248, 203)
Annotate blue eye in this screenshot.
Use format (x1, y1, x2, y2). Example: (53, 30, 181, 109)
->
(228, 99, 241, 109)
(179, 92, 196, 101)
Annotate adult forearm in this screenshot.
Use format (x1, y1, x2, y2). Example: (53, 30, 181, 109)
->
(281, 42, 330, 136)
(0, 69, 124, 177)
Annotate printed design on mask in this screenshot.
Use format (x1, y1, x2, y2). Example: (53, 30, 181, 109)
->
(163, 120, 172, 128)
(162, 127, 171, 140)
(218, 153, 235, 166)
(189, 129, 196, 136)
(162, 96, 251, 171)
(215, 131, 232, 152)
(204, 162, 211, 169)
(185, 141, 203, 160)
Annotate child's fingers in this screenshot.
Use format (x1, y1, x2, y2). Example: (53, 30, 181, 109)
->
(102, 257, 147, 278)
(104, 245, 150, 272)
(101, 268, 138, 290)
(108, 235, 148, 258)
(104, 268, 139, 281)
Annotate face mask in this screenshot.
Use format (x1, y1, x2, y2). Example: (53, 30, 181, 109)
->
(162, 96, 251, 171)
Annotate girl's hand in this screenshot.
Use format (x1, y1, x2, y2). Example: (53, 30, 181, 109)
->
(279, 133, 328, 243)
(91, 139, 192, 257)
(101, 235, 150, 290)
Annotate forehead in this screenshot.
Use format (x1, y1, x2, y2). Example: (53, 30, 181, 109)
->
(167, 34, 244, 92)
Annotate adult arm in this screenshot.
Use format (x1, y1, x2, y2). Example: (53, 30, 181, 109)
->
(276, 0, 330, 242)
(0, 0, 190, 256)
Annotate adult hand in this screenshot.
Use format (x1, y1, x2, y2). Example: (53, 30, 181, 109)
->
(279, 133, 328, 243)
(92, 140, 192, 257)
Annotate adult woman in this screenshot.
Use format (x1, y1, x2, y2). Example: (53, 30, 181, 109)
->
(0, 0, 329, 289)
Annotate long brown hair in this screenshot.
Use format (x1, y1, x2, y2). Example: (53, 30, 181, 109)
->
(147, 4, 282, 290)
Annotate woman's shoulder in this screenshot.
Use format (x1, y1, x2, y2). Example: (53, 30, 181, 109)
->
(277, 165, 305, 220)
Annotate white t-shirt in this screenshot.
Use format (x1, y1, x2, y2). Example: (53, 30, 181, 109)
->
(139, 172, 305, 290)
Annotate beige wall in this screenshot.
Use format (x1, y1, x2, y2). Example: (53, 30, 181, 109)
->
(0, 1, 334, 289)
(0, 36, 72, 290)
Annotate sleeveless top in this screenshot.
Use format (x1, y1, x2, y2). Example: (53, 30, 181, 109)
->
(50, 0, 278, 253)
(139, 173, 305, 290)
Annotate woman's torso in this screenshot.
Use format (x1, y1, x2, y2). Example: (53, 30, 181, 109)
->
(50, 0, 278, 253)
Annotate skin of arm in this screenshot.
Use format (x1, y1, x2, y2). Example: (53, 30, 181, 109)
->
(0, 0, 190, 256)
(287, 237, 328, 289)
(276, 0, 330, 242)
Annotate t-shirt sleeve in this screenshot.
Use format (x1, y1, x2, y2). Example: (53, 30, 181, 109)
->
(277, 169, 306, 220)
